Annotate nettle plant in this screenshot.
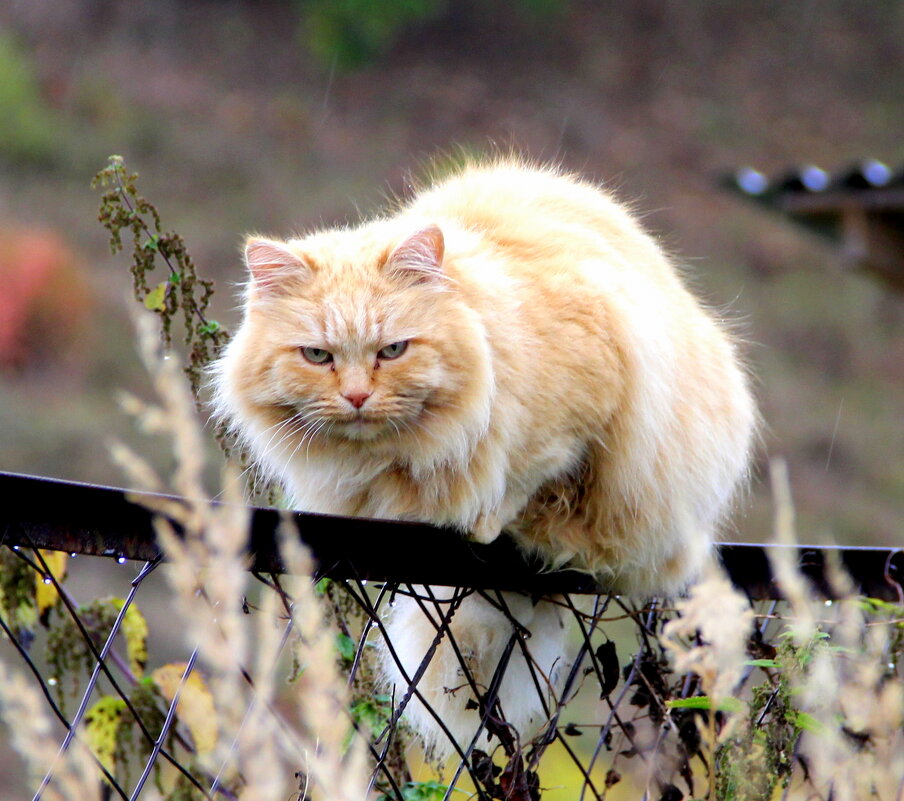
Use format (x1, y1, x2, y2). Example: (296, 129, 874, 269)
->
(92, 155, 228, 398)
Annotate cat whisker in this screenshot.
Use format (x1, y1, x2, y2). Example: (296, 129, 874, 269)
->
(300, 419, 329, 459)
(247, 411, 324, 480)
(298, 414, 330, 447)
(398, 416, 427, 437)
(255, 413, 315, 467)
(307, 420, 333, 459)
(278, 426, 313, 470)
(260, 412, 308, 453)
(215, 413, 308, 497)
(279, 416, 331, 466)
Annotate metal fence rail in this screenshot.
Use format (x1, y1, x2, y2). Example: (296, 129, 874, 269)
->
(2, 472, 901, 600)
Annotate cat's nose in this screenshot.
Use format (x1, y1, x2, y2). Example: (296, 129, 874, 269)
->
(343, 391, 372, 409)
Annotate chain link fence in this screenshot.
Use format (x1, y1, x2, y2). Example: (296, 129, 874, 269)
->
(1, 472, 902, 801)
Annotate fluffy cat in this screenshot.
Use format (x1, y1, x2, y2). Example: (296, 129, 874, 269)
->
(212, 159, 756, 754)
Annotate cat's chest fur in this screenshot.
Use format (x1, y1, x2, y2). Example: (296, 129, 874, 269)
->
(280, 418, 588, 539)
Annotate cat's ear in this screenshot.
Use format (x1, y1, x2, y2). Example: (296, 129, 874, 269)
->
(385, 225, 446, 284)
(244, 237, 310, 293)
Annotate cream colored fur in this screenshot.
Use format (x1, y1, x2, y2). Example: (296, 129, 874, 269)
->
(211, 159, 756, 755)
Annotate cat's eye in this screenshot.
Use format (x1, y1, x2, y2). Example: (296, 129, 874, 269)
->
(378, 341, 409, 360)
(301, 347, 333, 364)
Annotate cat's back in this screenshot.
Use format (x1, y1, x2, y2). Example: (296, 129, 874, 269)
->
(406, 160, 669, 281)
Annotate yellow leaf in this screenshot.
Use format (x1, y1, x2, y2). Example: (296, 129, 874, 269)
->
(152, 663, 218, 754)
(84, 696, 126, 775)
(144, 281, 167, 311)
(35, 551, 68, 617)
(109, 599, 148, 678)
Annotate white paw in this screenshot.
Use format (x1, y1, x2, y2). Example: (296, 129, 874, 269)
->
(469, 514, 502, 544)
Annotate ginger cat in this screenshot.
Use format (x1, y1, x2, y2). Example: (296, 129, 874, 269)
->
(212, 158, 756, 753)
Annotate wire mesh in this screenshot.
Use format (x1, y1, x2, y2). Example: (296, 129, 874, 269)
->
(2, 532, 901, 801)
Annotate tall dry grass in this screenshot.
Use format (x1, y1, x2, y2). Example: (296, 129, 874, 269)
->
(658, 458, 903, 801)
(111, 313, 372, 800)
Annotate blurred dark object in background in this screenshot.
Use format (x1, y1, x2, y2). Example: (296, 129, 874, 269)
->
(727, 159, 904, 293)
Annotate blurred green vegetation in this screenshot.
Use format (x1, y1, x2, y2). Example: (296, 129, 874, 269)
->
(299, 0, 447, 69)
(0, 32, 63, 168)
(297, 0, 571, 70)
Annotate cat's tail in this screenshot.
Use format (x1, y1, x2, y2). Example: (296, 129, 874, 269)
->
(378, 587, 568, 758)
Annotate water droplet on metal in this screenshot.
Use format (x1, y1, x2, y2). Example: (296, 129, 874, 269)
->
(48, 677, 58, 686)
(42, 577, 52, 585)
(117, 557, 127, 564)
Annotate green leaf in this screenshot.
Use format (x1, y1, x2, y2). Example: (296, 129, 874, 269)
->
(778, 628, 830, 641)
(351, 696, 390, 733)
(859, 596, 904, 615)
(168, 272, 182, 284)
(350, 696, 391, 734)
(408, 781, 454, 801)
(198, 320, 221, 335)
(668, 696, 714, 710)
(744, 658, 779, 668)
(667, 695, 745, 714)
(84, 696, 126, 774)
(791, 711, 827, 735)
(336, 632, 356, 663)
(141, 236, 159, 252)
(109, 599, 148, 678)
(152, 663, 218, 753)
(378, 780, 453, 801)
(143, 281, 167, 311)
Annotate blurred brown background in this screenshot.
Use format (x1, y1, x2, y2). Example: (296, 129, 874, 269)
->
(1, 0, 903, 546)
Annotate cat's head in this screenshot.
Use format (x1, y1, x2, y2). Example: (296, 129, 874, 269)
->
(213, 222, 492, 467)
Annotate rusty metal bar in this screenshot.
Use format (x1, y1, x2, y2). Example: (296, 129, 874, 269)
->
(1, 471, 901, 600)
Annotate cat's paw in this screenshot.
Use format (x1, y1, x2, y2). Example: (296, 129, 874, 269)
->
(469, 513, 503, 544)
